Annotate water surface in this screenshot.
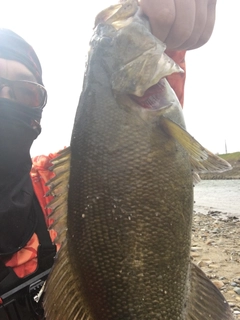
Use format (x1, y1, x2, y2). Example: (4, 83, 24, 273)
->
(194, 180, 240, 218)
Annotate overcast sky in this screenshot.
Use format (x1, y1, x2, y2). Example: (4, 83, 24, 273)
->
(2, 1, 239, 156)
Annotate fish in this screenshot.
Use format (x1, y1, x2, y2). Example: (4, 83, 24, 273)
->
(43, 1, 233, 319)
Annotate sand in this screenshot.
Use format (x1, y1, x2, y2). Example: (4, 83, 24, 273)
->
(192, 212, 240, 319)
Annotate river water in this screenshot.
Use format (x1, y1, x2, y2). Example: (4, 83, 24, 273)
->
(193, 180, 240, 218)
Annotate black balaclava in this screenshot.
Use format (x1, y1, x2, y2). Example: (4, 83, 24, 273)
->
(0, 29, 45, 256)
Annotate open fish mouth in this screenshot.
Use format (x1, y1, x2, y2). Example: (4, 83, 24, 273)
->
(130, 80, 172, 110)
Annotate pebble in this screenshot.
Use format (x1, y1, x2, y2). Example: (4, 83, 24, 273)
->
(206, 240, 214, 245)
(231, 282, 238, 287)
(209, 264, 219, 269)
(191, 253, 200, 258)
(223, 279, 229, 284)
(197, 260, 212, 267)
(234, 288, 240, 295)
(191, 247, 202, 251)
(212, 280, 225, 289)
(229, 302, 236, 307)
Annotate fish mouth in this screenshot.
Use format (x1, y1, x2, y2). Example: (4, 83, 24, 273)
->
(130, 80, 170, 110)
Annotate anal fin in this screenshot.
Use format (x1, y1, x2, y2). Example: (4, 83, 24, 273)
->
(44, 242, 91, 320)
(186, 263, 234, 319)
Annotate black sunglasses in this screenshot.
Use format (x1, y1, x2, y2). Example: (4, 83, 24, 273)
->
(0, 77, 47, 108)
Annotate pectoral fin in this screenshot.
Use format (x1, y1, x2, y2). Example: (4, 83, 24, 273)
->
(186, 263, 234, 319)
(159, 116, 232, 183)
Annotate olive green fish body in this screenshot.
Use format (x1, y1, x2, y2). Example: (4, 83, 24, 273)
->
(69, 60, 193, 318)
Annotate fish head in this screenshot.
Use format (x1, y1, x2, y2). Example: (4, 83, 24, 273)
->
(92, 11, 186, 128)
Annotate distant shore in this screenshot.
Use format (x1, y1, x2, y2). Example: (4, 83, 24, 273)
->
(200, 152, 240, 180)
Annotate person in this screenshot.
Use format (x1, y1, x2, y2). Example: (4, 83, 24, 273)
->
(0, 0, 217, 319)
(0, 29, 58, 319)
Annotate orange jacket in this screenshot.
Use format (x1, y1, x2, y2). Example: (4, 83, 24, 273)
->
(3, 50, 186, 279)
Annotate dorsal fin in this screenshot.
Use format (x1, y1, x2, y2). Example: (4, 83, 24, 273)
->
(46, 147, 71, 245)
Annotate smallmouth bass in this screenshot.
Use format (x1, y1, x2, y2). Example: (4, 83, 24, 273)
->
(44, 1, 233, 319)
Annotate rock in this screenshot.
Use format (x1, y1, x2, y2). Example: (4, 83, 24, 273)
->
(191, 252, 200, 258)
(191, 247, 202, 251)
(206, 240, 214, 245)
(234, 288, 240, 295)
(229, 302, 236, 307)
(231, 282, 238, 287)
(233, 310, 240, 315)
(209, 264, 219, 269)
(212, 280, 225, 289)
(197, 259, 212, 267)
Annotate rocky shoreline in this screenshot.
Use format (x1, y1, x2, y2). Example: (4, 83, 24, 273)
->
(200, 173, 240, 180)
(192, 212, 240, 319)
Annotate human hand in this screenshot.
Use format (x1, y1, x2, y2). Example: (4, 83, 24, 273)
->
(139, 0, 217, 51)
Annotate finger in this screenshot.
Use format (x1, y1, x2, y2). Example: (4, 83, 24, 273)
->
(189, 0, 217, 49)
(180, 0, 208, 50)
(139, 0, 176, 43)
(164, 0, 196, 50)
